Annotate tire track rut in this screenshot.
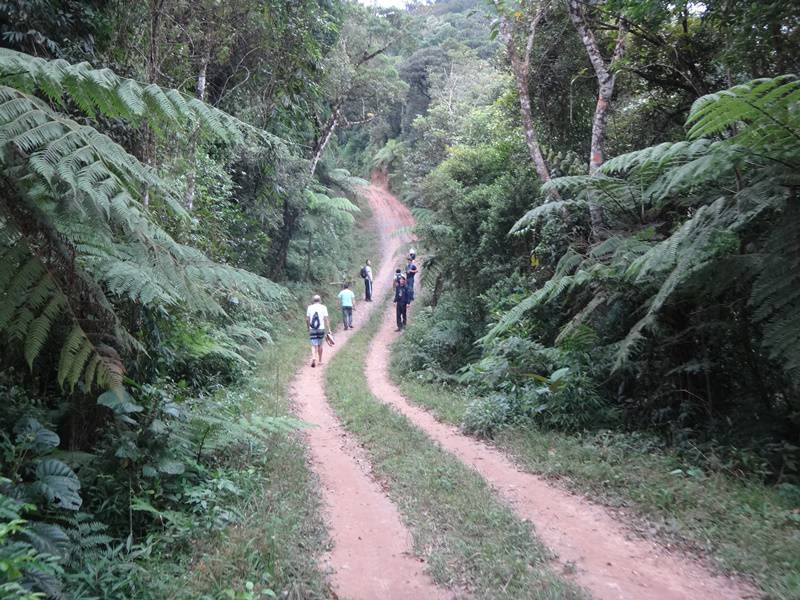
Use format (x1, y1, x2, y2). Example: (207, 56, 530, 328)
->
(362, 181, 759, 600)
(290, 175, 448, 600)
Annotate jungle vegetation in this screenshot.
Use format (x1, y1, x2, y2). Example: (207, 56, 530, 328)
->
(1, 0, 799, 597)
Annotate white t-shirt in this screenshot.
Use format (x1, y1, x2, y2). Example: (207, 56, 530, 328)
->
(365, 265, 373, 281)
(306, 303, 328, 329)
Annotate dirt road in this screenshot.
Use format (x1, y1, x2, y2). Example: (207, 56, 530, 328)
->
(293, 175, 757, 600)
(289, 174, 447, 600)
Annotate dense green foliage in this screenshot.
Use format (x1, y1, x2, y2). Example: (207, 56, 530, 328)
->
(0, 1, 391, 596)
(385, 0, 800, 488)
(1, 0, 800, 596)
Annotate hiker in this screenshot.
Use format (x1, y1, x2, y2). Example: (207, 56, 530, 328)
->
(338, 282, 356, 330)
(405, 255, 418, 302)
(306, 294, 330, 368)
(393, 273, 409, 331)
(360, 259, 373, 301)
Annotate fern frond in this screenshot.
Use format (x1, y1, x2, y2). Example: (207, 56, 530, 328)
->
(326, 167, 369, 192)
(0, 86, 185, 221)
(611, 311, 655, 373)
(509, 200, 582, 235)
(0, 233, 125, 389)
(687, 75, 800, 165)
(0, 48, 262, 145)
(482, 268, 596, 343)
(305, 190, 361, 213)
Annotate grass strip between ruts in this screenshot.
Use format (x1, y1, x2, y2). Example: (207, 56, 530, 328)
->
(325, 300, 585, 600)
(390, 373, 800, 600)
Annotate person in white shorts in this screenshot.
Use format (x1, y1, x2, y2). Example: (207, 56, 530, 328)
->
(306, 294, 330, 368)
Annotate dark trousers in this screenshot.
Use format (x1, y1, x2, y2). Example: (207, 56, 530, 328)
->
(396, 302, 407, 329)
(365, 279, 372, 301)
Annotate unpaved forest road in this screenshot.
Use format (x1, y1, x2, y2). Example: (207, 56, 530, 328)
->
(293, 175, 758, 600)
(290, 172, 449, 600)
(361, 181, 759, 599)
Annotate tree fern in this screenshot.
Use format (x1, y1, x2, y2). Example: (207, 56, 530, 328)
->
(0, 51, 292, 391)
(0, 49, 272, 147)
(501, 76, 800, 388)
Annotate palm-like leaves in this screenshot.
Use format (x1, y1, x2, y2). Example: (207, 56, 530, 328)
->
(494, 75, 800, 385)
(0, 51, 289, 389)
(0, 49, 271, 146)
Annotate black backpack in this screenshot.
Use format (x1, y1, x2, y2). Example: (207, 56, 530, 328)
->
(360, 266, 368, 278)
(310, 311, 320, 329)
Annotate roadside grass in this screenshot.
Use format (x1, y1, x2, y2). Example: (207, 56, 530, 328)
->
(138, 329, 331, 600)
(157, 186, 379, 599)
(325, 306, 585, 599)
(391, 367, 800, 600)
(143, 186, 381, 599)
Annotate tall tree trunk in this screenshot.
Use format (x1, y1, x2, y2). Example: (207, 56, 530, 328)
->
(269, 198, 300, 280)
(566, 0, 628, 234)
(310, 101, 342, 177)
(497, 4, 553, 186)
(511, 53, 552, 185)
(142, 0, 165, 209)
(185, 49, 210, 212)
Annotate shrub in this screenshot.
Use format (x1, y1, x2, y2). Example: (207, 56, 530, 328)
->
(462, 394, 511, 438)
(394, 291, 479, 379)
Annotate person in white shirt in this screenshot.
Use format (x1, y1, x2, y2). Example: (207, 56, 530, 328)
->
(362, 259, 373, 301)
(305, 294, 330, 368)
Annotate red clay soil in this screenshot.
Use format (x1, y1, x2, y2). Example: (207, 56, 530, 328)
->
(290, 175, 449, 600)
(364, 185, 760, 599)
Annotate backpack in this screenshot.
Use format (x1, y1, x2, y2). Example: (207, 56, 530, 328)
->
(310, 311, 320, 329)
(360, 266, 368, 279)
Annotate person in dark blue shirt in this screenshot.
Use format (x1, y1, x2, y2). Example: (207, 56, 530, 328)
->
(405, 256, 418, 302)
(393, 274, 409, 331)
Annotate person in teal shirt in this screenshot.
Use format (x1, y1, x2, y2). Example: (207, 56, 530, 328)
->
(337, 283, 356, 330)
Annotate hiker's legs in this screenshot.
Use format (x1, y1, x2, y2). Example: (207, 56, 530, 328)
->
(399, 303, 407, 329)
(396, 303, 402, 329)
(316, 343, 324, 364)
(365, 279, 372, 301)
(341, 307, 348, 328)
(346, 307, 353, 328)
